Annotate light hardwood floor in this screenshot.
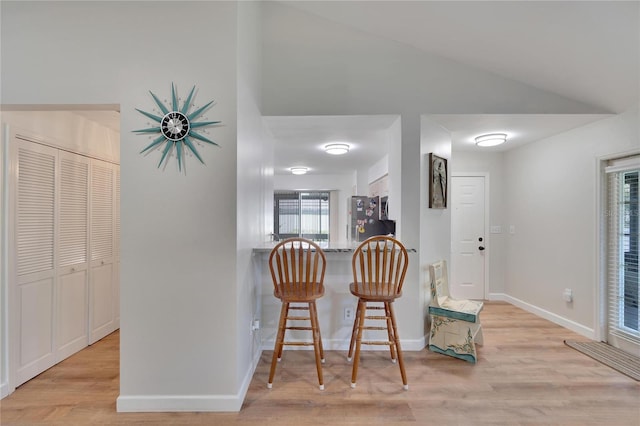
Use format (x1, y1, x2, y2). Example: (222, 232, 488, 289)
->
(1, 302, 638, 425)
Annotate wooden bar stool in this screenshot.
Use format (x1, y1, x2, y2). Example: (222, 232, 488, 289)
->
(267, 238, 327, 390)
(347, 236, 409, 390)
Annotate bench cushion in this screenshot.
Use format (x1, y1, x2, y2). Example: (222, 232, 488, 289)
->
(428, 298, 483, 323)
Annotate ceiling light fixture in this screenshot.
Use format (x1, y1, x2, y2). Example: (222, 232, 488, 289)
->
(324, 143, 350, 155)
(290, 167, 309, 175)
(475, 133, 507, 147)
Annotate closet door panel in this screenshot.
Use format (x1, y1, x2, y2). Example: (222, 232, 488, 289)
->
(90, 262, 113, 343)
(57, 269, 88, 359)
(14, 140, 57, 386)
(17, 144, 55, 277)
(89, 160, 115, 343)
(113, 167, 120, 327)
(56, 152, 89, 360)
(17, 278, 55, 386)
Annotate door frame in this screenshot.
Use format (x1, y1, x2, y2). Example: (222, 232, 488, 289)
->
(451, 172, 490, 300)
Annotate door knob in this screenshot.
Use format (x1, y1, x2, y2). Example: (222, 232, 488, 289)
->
(478, 246, 485, 251)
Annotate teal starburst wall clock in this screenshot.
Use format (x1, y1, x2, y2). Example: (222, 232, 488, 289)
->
(133, 83, 221, 171)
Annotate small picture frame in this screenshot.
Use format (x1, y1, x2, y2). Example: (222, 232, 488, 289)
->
(429, 153, 447, 209)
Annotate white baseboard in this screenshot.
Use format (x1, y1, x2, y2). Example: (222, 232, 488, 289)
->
(116, 394, 242, 412)
(116, 349, 263, 413)
(493, 293, 596, 339)
(1, 381, 11, 399)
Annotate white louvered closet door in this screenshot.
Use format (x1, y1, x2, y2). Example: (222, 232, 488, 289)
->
(113, 166, 120, 327)
(14, 139, 58, 386)
(56, 151, 90, 360)
(89, 160, 115, 343)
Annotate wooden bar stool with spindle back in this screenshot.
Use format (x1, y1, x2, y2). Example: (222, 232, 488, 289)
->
(267, 238, 327, 390)
(347, 235, 409, 390)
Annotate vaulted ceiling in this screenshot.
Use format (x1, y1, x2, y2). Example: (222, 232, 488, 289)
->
(283, 0, 639, 114)
(268, 1, 638, 174)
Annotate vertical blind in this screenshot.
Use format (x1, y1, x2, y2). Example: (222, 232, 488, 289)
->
(605, 155, 640, 345)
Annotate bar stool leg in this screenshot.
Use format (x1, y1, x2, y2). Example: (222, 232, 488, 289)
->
(384, 302, 397, 363)
(309, 301, 324, 390)
(276, 303, 290, 361)
(350, 299, 367, 388)
(347, 302, 361, 361)
(388, 302, 408, 390)
(267, 302, 288, 389)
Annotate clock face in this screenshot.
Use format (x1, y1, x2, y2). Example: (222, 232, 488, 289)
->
(133, 83, 221, 171)
(161, 111, 190, 141)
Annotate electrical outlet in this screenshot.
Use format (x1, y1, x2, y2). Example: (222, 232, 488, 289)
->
(344, 307, 354, 322)
(251, 319, 260, 331)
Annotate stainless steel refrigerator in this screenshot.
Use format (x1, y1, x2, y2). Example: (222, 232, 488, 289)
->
(349, 196, 396, 242)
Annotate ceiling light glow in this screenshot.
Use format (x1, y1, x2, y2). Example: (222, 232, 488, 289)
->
(475, 133, 507, 147)
(290, 167, 309, 175)
(324, 143, 350, 155)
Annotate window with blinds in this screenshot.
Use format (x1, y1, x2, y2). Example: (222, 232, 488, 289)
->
(274, 191, 329, 242)
(605, 156, 639, 348)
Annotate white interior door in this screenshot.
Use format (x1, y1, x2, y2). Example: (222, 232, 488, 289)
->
(13, 139, 58, 386)
(451, 175, 486, 300)
(56, 151, 90, 360)
(89, 160, 114, 344)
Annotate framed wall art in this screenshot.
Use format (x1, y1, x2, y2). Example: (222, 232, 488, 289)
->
(429, 153, 447, 208)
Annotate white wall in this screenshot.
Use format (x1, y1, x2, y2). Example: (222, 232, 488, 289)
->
(420, 117, 452, 322)
(503, 104, 639, 337)
(236, 0, 266, 406)
(450, 150, 506, 295)
(0, 122, 5, 398)
(1, 1, 246, 411)
(386, 117, 402, 223)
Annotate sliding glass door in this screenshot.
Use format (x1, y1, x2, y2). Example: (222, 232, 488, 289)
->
(605, 157, 639, 355)
(274, 191, 330, 242)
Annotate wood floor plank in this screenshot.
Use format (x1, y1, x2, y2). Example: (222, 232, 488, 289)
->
(1, 302, 638, 425)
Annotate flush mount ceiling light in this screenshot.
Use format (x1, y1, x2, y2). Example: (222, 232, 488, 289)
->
(290, 167, 309, 175)
(324, 143, 350, 155)
(475, 133, 507, 147)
